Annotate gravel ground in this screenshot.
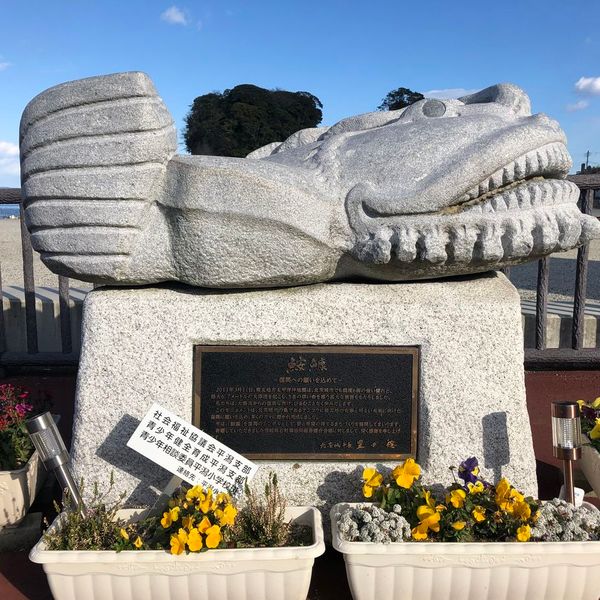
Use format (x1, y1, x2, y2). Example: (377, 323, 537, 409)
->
(1, 218, 599, 303)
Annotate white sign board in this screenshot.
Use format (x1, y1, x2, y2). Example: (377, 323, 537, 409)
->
(127, 403, 258, 495)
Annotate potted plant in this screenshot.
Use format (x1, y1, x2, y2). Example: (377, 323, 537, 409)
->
(578, 397, 600, 498)
(30, 473, 325, 600)
(0, 384, 44, 527)
(331, 457, 600, 600)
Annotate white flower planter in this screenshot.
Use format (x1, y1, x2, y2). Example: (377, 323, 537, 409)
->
(0, 451, 44, 528)
(30, 506, 325, 600)
(581, 434, 600, 498)
(331, 503, 600, 600)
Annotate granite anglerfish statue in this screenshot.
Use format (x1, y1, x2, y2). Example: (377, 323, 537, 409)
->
(19, 72, 600, 288)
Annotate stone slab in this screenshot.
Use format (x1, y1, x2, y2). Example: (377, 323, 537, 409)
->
(70, 272, 537, 516)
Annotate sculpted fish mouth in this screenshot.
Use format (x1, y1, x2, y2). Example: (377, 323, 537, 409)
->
(360, 142, 572, 219)
(347, 140, 595, 272)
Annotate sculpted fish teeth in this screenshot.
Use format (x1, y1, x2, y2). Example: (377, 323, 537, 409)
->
(506, 190, 519, 211)
(533, 212, 560, 253)
(478, 223, 505, 262)
(504, 216, 534, 257)
(525, 152, 536, 176)
(449, 225, 477, 263)
(514, 156, 527, 179)
(420, 228, 448, 264)
(491, 196, 507, 212)
(490, 170, 504, 191)
(555, 207, 582, 250)
(395, 226, 418, 262)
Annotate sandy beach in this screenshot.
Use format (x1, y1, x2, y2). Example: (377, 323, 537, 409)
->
(0, 219, 92, 288)
(1, 218, 599, 302)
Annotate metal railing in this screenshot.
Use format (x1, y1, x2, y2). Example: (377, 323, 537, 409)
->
(1, 187, 76, 366)
(1, 182, 600, 369)
(522, 179, 600, 369)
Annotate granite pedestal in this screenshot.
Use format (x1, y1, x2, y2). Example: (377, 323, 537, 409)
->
(70, 272, 537, 513)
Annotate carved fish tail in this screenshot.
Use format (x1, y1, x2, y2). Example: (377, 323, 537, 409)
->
(19, 72, 177, 282)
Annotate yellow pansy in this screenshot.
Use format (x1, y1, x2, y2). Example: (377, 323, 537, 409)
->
(200, 489, 216, 514)
(451, 521, 466, 531)
(161, 506, 180, 528)
(392, 458, 421, 489)
(362, 467, 383, 498)
(577, 399, 586, 411)
(216, 504, 238, 527)
(416, 505, 441, 533)
(589, 419, 600, 441)
(422, 490, 445, 512)
(216, 492, 232, 505)
(205, 524, 222, 549)
(186, 485, 204, 502)
(133, 536, 143, 549)
(472, 506, 486, 522)
(198, 516, 212, 533)
(187, 528, 203, 552)
(513, 501, 532, 522)
(170, 528, 188, 555)
(182, 514, 196, 530)
(467, 481, 485, 495)
(411, 523, 429, 540)
(447, 489, 466, 508)
(516, 525, 531, 542)
(495, 478, 523, 513)
(592, 397, 600, 409)
(119, 528, 129, 540)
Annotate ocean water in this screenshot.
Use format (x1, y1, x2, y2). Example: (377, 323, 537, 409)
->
(0, 204, 19, 218)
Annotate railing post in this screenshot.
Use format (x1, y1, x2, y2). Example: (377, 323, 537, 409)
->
(58, 275, 73, 354)
(0, 262, 6, 354)
(535, 258, 549, 350)
(572, 189, 594, 350)
(19, 200, 39, 354)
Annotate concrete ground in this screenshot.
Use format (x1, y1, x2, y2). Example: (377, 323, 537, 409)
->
(2, 218, 599, 303)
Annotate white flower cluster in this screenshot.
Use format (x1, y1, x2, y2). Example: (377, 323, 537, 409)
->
(336, 504, 412, 543)
(531, 499, 600, 542)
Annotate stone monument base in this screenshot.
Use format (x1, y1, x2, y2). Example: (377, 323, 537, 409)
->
(71, 273, 537, 513)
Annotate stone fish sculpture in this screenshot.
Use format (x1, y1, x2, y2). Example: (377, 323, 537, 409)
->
(20, 72, 600, 288)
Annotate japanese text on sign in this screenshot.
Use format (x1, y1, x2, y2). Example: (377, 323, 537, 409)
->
(127, 403, 258, 495)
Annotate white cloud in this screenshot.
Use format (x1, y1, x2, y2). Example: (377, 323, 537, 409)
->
(0, 157, 19, 176)
(566, 99, 590, 112)
(0, 61, 11, 71)
(575, 76, 600, 96)
(0, 141, 18, 156)
(424, 88, 479, 100)
(0, 141, 20, 180)
(161, 6, 188, 25)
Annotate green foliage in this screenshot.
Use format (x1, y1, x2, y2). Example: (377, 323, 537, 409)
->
(183, 84, 323, 157)
(378, 87, 424, 111)
(44, 474, 128, 551)
(233, 473, 293, 547)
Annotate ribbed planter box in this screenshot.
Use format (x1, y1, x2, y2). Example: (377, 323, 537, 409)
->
(581, 434, 600, 498)
(0, 451, 44, 528)
(30, 506, 325, 600)
(331, 503, 600, 600)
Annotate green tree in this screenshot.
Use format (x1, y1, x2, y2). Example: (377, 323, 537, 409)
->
(378, 87, 424, 111)
(184, 84, 323, 157)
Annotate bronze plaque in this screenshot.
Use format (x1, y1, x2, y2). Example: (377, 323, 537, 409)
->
(192, 346, 419, 460)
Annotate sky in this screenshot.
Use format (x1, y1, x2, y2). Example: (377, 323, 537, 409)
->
(1, 0, 599, 187)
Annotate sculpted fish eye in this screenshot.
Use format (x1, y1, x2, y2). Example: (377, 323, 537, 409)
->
(421, 99, 446, 118)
